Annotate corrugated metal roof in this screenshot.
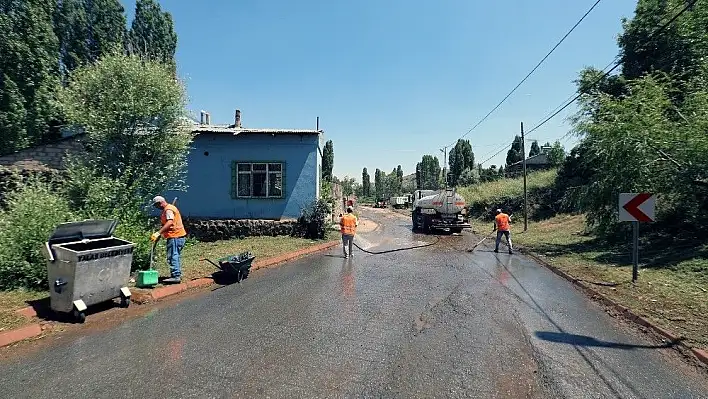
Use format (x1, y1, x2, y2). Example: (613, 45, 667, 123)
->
(192, 125, 321, 135)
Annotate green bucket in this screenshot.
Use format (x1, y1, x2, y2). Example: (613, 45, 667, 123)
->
(136, 269, 159, 288)
(136, 239, 160, 288)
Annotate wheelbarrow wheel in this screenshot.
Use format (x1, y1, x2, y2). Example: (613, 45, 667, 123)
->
(73, 309, 86, 324)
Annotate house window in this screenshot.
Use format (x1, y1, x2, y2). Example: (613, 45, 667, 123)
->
(233, 162, 284, 198)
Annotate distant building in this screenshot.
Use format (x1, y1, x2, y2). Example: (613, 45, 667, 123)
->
(505, 145, 553, 175)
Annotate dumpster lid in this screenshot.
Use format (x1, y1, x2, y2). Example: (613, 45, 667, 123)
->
(48, 219, 118, 244)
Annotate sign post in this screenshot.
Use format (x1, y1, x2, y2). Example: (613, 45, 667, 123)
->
(619, 193, 656, 282)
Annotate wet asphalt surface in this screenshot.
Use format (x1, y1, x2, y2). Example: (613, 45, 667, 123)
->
(1, 207, 707, 398)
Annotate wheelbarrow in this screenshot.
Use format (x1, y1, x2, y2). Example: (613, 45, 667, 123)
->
(200, 251, 256, 283)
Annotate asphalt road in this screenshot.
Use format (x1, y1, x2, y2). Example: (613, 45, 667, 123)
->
(1, 207, 707, 398)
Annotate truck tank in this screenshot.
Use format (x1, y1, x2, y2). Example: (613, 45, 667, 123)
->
(414, 190, 466, 214)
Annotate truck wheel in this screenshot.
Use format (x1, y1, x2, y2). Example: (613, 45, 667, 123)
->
(422, 215, 431, 234)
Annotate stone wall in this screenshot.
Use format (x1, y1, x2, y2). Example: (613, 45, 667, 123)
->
(184, 218, 308, 242)
(0, 134, 85, 171)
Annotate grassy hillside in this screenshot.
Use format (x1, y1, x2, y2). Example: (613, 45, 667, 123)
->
(459, 169, 558, 219)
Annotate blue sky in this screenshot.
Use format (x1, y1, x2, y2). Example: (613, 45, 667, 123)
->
(121, 0, 638, 182)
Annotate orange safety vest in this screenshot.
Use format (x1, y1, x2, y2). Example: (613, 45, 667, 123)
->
(340, 214, 357, 236)
(161, 204, 187, 239)
(495, 213, 510, 232)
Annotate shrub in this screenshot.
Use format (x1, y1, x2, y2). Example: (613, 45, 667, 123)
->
(62, 166, 155, 271)
(0, 179, 76, 290)
(458, 169, 558, 219)
(299, 198, 331, 239)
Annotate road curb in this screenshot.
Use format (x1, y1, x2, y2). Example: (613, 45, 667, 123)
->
(122, 239, 339, 303)
(4, 239, 339, 349)
(517, 246, 708, 368)
(0, 323, 43, 348)
(251, 240, 339, 272)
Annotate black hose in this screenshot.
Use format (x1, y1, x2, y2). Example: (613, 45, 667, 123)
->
(352, 236, 442, 255)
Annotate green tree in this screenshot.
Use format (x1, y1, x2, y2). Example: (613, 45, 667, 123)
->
(448, 139, 475, 186)
(458, 167, 479, 186)
(418, 155, 441, 190)
(571, 72, 708, 235)
(321, 140, 334, 182)
(505, 135, 523, 166)
(341, 176, 356, 197)
(529, 140, 541, 157)
(547, 140, 566, 166)
(415, 163, 421, 189)
(59, 52, 192, 214)
(55, 0, 90, 76)
(386, 168, 402, 197)
(618, 0, 708, 85)
(128, 0, 177, 67)
(0, 75, 28, 153)
(0, 0, 62, 147)
(55, 0, 126, 76)
(374, 168, 383, 200)
(362, 167, 371, 197)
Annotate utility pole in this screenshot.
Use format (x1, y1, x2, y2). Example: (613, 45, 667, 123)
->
(521, 122, 528, 231)
(440, 147, 448, 189)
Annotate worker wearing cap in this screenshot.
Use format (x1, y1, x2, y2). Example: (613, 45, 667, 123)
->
(340, 206, 358, 259)
(493, 208, 513, 254)
(150, 196, 187, 283)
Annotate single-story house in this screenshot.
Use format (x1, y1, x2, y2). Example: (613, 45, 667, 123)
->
(0, 110, 325, 221)
(505, 152, 552, 175)
(166, 110, 323, 220)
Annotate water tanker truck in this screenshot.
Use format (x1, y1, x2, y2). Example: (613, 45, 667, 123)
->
(411, 188, 471, 234)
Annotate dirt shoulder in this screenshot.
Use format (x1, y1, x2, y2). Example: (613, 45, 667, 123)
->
(471, 214, 708, 352)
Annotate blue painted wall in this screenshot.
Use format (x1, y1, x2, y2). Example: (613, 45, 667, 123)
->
(165, 132, 321, 220)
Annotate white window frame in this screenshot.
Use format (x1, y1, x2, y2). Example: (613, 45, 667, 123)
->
(235, 162, 284, 199)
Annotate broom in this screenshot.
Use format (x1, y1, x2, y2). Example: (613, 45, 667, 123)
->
(467, 231, 495, 252)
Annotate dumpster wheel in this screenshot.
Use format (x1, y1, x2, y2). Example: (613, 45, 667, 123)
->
(72, 309, 86, 323)
(120, 296, 130, 308)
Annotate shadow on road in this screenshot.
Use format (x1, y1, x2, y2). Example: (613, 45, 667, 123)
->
(534, 331, 679, 350)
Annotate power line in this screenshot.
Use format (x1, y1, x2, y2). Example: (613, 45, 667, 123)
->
(477, 0, 698, 166)
(445, 0, 605, 148)
(525, 0, 696, 136)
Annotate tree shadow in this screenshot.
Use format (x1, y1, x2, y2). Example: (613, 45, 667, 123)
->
(535, 331, 680, 350)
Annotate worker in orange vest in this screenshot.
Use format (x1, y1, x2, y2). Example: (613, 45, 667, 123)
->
(150, 196, 188, 284)
(493, 208, 513, 254)
(340, 206, 358, 259)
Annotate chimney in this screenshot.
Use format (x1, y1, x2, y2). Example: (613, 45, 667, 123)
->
(200, 110, 206, 125)
(234, 109, 242, 128)
(205, 112, 211, 125)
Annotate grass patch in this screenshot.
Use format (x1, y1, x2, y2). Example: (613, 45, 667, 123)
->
(472, 214, 708, 349)
(151, 235, 332, 281)
(0, 290, 47, 332)
(459, 169, 557, 207)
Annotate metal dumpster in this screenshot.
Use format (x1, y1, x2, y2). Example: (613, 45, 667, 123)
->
(42, 219, 134, 323)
